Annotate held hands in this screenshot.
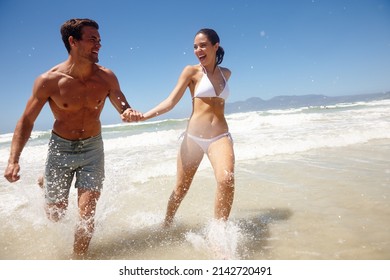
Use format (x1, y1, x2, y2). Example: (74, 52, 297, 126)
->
(121, 108, 144, 122)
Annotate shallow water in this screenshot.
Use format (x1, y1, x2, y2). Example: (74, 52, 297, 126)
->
(1, 139, 388, 260)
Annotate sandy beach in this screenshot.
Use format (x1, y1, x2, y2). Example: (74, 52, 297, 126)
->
(83, 139, 390, 260)
(230, 139, 390, 260)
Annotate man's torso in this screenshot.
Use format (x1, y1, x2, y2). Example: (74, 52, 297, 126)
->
(44, 64, 112, 140)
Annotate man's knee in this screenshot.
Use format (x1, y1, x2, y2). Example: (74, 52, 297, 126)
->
(45, 202, 68, 222)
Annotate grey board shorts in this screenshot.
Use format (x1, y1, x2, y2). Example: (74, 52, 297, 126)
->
(44, 132, 105, 204)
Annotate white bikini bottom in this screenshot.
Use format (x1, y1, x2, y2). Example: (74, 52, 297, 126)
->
(186, 132, 232, 153)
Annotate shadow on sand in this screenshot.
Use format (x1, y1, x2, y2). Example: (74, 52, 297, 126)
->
(236, 208, 293, 259)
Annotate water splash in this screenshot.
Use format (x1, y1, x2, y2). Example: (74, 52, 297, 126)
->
(185, 219, 243, 259)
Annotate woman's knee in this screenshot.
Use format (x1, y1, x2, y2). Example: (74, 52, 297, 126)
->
(217, 169, 235, 188)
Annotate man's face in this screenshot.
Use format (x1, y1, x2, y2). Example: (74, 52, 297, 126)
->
(75, 26, 101, 63)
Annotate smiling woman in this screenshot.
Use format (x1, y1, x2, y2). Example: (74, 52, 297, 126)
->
(194, 28, 224, 68)
(130, 28, 236, 229)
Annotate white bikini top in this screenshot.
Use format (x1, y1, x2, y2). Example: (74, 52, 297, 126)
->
(193, 66, 230, 100)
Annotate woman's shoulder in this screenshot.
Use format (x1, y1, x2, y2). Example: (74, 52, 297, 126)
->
(183, 64, 202, 73)
(180, 64, 202, 78)
(219, 66, 231, 80)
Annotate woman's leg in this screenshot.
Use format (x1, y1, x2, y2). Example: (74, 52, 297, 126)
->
(207, 136, 235, 221)
(164, 135, 204, 226)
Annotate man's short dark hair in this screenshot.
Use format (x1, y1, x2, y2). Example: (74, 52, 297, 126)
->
(61, 18, 99, 53)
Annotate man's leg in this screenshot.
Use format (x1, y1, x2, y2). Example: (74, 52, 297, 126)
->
(73, 189, 101, 256)
(45, 201, 69, 222)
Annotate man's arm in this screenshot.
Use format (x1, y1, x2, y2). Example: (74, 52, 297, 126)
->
(4, 75, 49, 182)
(106, 70, 143, 122)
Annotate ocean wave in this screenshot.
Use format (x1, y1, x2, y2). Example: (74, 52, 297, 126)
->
(1, 99, 389, 165)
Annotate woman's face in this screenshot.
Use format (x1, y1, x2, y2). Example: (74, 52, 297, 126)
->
(193, 33, 219, 66)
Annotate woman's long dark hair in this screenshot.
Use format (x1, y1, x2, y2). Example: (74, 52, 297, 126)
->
(196, 28, 225, 67)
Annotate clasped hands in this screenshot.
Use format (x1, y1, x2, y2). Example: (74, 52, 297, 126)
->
(121, 108, 144, 122)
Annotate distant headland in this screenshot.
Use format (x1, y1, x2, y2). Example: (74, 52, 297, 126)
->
(225, 91, 390, 114)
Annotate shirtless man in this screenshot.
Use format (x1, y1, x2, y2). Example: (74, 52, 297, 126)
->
(3, 18, 142, 257)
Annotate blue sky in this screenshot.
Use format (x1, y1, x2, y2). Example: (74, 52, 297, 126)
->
(0, 0, 389, 133)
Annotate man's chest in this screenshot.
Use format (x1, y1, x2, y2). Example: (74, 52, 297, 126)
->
(52, 77, 109, 110)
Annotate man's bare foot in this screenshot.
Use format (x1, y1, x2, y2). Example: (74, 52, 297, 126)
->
(162, 219, 174, 229)
(37, 175, 44, 188)
(71, 251, 87, 260)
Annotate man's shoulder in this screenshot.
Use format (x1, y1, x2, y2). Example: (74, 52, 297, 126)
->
(39, 63, 66, 81)
(95, 64, 115, 76)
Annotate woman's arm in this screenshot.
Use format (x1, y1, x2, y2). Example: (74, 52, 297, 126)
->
(142, 65, 196, 121)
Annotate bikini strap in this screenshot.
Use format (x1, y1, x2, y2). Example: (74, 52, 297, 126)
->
(200, 64, 227, 83)
(200, 64, 207, 74)
(218, 66, 227, 82)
